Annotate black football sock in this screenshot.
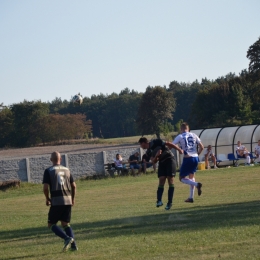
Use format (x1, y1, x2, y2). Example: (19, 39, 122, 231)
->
(51, 224, 67, 239)
(64, 224, 76, 246)
(157, 185, 164, 201)
(168, 184, 174, 204)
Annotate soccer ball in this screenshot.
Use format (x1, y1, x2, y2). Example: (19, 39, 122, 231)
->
(71, 93, 83, 105)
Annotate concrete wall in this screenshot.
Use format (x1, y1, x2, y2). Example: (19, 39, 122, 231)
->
(0, 147, 145, 183)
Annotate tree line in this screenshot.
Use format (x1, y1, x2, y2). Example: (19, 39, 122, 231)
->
(0, 37, 259, 148)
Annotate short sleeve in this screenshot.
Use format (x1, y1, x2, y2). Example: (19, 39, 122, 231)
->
(70, 174, 74, 184)
(173, 135, 180, 145)
(42, 169, 50, 184)
(195, 134, 201, 144)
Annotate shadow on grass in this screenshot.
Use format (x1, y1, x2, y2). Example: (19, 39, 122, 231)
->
(1, 200, 259, 243)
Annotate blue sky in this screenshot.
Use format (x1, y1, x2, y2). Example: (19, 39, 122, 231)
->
(0, 0, 259, 106)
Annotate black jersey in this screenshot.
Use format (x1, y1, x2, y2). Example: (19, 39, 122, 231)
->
(43, 165, 74, 206)
(146, 139, 174, 162)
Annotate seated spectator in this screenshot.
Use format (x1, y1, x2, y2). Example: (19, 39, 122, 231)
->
(204, 145, 218, 169)
(142, 153, 156, 173)
(128, 152, 141, 176)
(254, 140, 260, 163)
(236, 141, 251, 165)
(113, 153, 124, 174)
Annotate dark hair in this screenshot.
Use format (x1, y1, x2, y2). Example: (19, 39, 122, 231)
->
(181, 122, 189, 131)
(138, 137, 148, 144)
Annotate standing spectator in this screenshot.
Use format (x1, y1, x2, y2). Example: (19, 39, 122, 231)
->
(138, 137, 183, 210)
(204, 145, 218, 169)
(43, 151, 78, 252)
(173, 122, 204, 203)
(254, 140, 260, 163)
(236, 141, 251, 166)
(128, 151, 142, 175)
(142, 153, 156, 173)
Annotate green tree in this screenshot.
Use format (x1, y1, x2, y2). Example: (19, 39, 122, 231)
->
(136, 86, 176, 138)
(0, 107, 14, 147)
(247, 36, 260, 76)
(11, 101, 49, 147)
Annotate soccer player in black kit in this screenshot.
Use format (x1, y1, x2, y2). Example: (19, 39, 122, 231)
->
(43, 151, 78, 252)
(138, 137, 183, 210)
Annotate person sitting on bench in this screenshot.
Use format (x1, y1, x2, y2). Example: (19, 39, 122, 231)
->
(236, 141, 251, 166)
(204, 145, 218, 169)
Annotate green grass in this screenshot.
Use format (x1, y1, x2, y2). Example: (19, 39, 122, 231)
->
(1, 166, 260, 259)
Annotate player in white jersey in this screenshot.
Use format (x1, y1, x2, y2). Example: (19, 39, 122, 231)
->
(254, 140, 260, 163)
(173, 122, 204, 203)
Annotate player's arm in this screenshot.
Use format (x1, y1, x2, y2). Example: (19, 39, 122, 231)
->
(71, 182, 76, 206)
(197, 142, 204, 156)
(165, 141, 183, 154)
(43, 183, 51, 206)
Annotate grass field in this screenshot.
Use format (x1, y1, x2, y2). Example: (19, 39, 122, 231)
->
(1, 166, 260, 260)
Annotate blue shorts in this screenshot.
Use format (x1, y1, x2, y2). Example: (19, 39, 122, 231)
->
(130, 164, 140, 169)
(180, 157, 199, 177)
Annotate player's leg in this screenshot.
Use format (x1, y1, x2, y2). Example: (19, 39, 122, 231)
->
(61, 206, 77, 251)
(165, 158, 176, 210)
(185, 173, 195, 203)
(153, 162, 156, 172)
(156, 163, 166, 207)
(48, 206, 73, 251)
(180, 157, 202, 199)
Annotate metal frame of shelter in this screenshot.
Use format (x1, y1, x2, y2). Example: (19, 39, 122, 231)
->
(191, 124, 260, 158)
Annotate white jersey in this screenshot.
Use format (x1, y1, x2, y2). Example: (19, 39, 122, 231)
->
(173, 132, 201, 157)
(255, 145, 260, 157)
(236, 145, 247, 154)
(204, 148, 214, 157)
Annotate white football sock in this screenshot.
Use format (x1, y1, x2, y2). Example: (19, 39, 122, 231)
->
(189, 178, 195, 198)
(247, 155, 250, 164)
(181, 178, 198, 187)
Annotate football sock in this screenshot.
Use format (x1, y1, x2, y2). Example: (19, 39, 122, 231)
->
(247, 155, 250, 164)
(51, 224, 67, 239)
(189, 178, 195, 199)
(181, 178, 198, 186)
(157, 185, 164, 201)
(64, 224, 76, 246)
(168, 184, 174, 204)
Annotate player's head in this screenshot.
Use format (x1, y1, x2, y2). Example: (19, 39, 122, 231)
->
(138, 137, 149, 149)
(237, 141, 241, 146)
(180, 122, 189, 133)
(258, 140, 260, 145)
(50, 151, 61, 165)
(207, 145, 212, 150)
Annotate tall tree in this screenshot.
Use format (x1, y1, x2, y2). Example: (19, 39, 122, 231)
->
(136, 86, 175, 138)
(10, 101, 49, 147)
(247, 36, 260, 81)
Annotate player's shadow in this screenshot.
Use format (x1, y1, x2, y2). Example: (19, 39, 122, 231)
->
(75, 200, 260, 240)
(1, 200, 258, 243)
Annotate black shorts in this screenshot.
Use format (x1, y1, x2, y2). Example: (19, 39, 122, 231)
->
(157, 158, 176, 178)
(48, 205, 72, 224)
